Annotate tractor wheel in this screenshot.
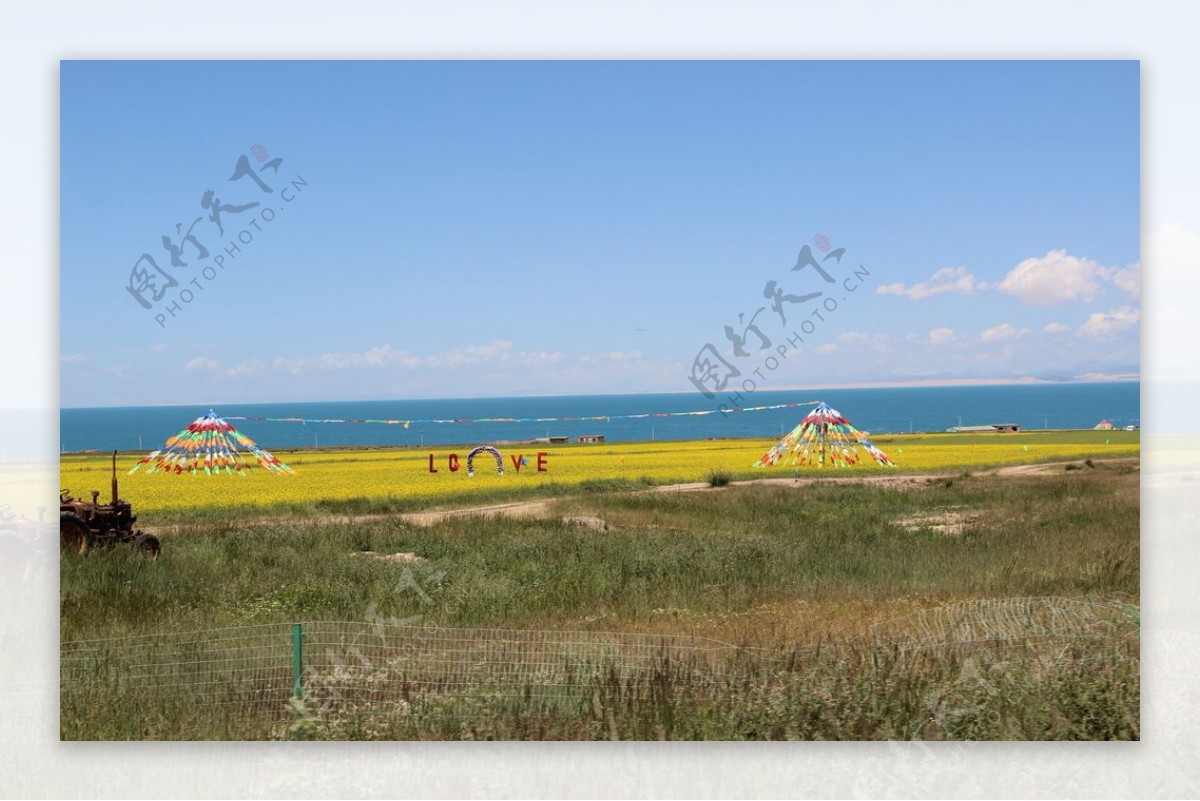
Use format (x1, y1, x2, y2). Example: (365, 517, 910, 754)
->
(133, 534, 161, 560)
(60, 512, 92, 555)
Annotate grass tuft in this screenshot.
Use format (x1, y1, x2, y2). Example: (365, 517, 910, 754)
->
(707, 470, 733, 488)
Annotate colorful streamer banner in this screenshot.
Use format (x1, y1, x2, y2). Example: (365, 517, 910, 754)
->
(753, 402, 895, 469)
(130, 410, 294, 476)
(223, 401, 822, 428)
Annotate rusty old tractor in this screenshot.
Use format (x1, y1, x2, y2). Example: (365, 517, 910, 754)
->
(60, 451, 160, 559)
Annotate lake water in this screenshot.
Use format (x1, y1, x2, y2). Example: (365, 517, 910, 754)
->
(60, 382, 1140, 452)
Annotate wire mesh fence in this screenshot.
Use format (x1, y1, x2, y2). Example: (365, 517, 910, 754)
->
(300, 622, 743, 713)
(60, 621, 750, 731)
(61, 623, 294, 712)
(60, 596, 1140, 738)
(867, 596, 1140, 649)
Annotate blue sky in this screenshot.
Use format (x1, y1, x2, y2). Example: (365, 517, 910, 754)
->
(60, 60, 1140, 407)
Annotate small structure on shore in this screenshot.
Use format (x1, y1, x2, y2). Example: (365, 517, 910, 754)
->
(531, 436, 570, 445)
(753, 401, 894, 469)
(578, 434, 605, 444)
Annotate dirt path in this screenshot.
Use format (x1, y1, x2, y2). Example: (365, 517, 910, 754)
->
(400, 499, 557, 526)
(143, 456, 1138, 534)
(988, 460, 1125, 477)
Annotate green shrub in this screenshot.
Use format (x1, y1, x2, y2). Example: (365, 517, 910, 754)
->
(707, 471, 733, 488)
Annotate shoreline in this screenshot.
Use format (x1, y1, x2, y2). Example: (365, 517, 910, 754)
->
(58, 428, 1140, 458)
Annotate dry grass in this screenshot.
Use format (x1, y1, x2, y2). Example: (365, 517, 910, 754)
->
(60, 452, 1139, 740)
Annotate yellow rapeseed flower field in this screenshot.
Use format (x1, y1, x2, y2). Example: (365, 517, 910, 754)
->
(59, 430, 1139, 518)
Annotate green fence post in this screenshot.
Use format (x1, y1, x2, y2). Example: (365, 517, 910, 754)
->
(292, 622, 304, 700)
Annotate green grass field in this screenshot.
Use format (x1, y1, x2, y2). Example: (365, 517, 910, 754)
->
(60, 444, 1139, 741)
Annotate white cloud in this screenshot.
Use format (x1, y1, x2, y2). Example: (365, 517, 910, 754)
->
(581, 350, 644, 365)
(875, 266, 987, 300)
(1078, 306, 1140, 338)
(513, 350, 566, 367)
(1074, 371, 1140, 382)
(1042, 322, 1070, 334)
(836, 331, 873, 344)
(184, 357, 220, 372)
(361, 345, 414, 368)
(268, 340, 559, 375)
(312, 345, 420, 371)
(980, 323, 1029, 343)
(927, 327, 955, 345)
(226, 360, 264, 379)
(832, 331, 894, 354)
(272, 356, 306, 375)
(60, 353, 88, 363)
(1111, 262, 1140, 301)
(996, 249, 1110, 305)
(425, 340, 513, 369)
(316, 352, 356, 370)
